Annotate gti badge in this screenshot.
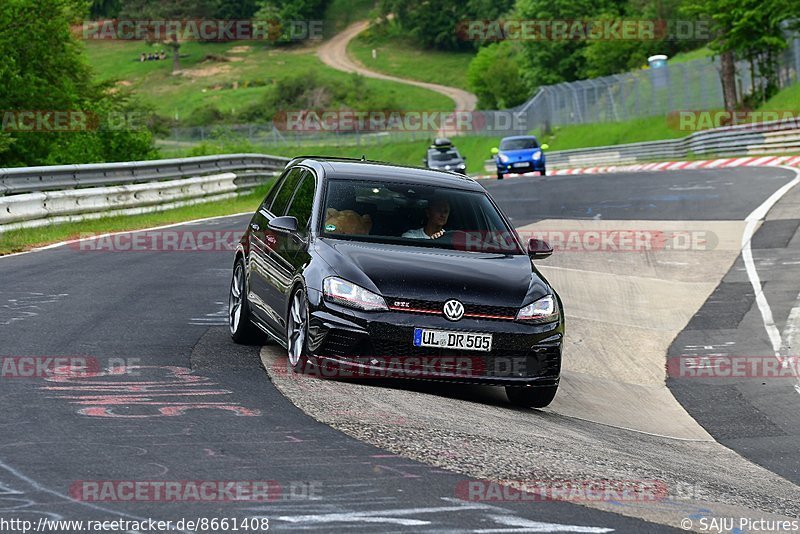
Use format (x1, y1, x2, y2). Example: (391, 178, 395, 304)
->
(443, 299, 465, 321)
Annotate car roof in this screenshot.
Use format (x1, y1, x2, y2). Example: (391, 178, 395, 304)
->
(290, 157, 483, 191)
(501, 135, 538, 141)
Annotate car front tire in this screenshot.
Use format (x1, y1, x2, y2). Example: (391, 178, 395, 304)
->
(540, 168, 547, 176)
(505, 385, 558, 408)
(497, 171, 504, 180)
(229, 258, 264, 344)
(287, 287, 311, 373)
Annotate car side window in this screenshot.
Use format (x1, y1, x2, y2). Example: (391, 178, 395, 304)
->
(268, 168, 305, 216)
(285, 172, 316, 232)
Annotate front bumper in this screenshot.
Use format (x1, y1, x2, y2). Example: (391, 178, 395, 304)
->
(497, 161, 545, 174)
(306, 298, 562, 386)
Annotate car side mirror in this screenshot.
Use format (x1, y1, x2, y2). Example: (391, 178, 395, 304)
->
(490, 147, 499, 155)
(463, 155, 467, 160)
(528, 238, 553, 260)
(540, 143, 549, 150)
(268, 215, 299, 234)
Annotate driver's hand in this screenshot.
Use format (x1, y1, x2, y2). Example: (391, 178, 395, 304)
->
(430, 229, 445, 239)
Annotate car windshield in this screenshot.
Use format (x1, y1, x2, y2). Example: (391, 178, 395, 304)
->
(500, 138, 538, 150)
(428, 149, 461, 162)
(320, 179, 524, 254)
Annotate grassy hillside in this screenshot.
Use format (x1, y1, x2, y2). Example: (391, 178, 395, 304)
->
(759, 82, 800, 111)
(85, 40, 454, 124)
(348, 32, 474, 90)
(535, 116, 688, 151)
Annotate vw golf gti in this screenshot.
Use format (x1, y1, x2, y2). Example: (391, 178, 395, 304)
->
(229, 157, 563, 407)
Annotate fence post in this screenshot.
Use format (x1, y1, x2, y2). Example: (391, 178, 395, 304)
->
(793, 36, 800, 84)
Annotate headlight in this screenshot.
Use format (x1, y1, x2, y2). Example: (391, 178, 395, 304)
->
(498, 154, 509, 163)
(323, 277, 387, 311)
(532, 151, 542, 160)
(458, 164, 466, 170)
(516, 294, 558, 322)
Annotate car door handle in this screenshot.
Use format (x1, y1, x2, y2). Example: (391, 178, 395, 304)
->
(250, 223, 260, 232)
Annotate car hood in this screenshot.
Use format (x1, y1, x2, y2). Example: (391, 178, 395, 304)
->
(317, 239, 550, 307)
(499, 148, 540, 161)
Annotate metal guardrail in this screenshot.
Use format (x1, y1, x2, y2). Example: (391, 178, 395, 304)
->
(544, 119, 800, 168)
(0, 154, 290, 196)
(0, 154, 290, 232)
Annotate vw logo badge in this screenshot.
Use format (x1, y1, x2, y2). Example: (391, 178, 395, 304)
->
(443, 299, 465, 321)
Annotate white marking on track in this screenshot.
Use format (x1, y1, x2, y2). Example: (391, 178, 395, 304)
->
(475, 515, 614, 533)
(780, 291, 800, 393)
(275, 500, 614, 532)
(741, 167, 800, 393)
(0, 460, 162, 534)
(0, 292, 68, 326)
(189, 301, 229, 326)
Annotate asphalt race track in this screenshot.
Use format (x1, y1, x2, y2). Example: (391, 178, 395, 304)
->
(1, 166, 799, 532)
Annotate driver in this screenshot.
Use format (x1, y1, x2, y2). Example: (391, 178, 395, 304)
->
(403, 197, 450, 239)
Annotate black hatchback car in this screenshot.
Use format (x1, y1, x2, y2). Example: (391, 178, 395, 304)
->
(229, 157, 563, 407)
(423, 138, 467, 174)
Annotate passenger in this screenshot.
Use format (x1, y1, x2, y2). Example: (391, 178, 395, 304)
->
(402, 197, 450, 239)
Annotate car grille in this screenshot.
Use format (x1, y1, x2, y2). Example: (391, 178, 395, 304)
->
(318, 330, 560, 379)
(387, 298, 518, 321)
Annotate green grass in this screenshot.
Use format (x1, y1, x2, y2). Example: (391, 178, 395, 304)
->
(348, 32, 474, 91)
(669, 46, 713, 65)
(84, 40, 454, 122)
(534, 116, 689, 151)
(759, 82, 800, 111)
(0, 182, 273, 255)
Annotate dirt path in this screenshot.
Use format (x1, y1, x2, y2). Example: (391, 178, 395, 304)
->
(317, 21, 478, 111)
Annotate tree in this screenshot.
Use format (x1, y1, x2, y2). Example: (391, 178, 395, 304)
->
(379, 0, 516, 51)
(467, 41, 529, 108)
(682, 0, 798, 112)
(254, 0, 330, 44)
(0, 0, 156, 166)
(514, 0, 616, 90)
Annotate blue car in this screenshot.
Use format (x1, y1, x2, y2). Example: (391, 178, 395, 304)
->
(492, 136, 549, 180)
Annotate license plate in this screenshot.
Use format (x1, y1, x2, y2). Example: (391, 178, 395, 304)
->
(413, 328, 492, 352)
(512, 162, 529, 168)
